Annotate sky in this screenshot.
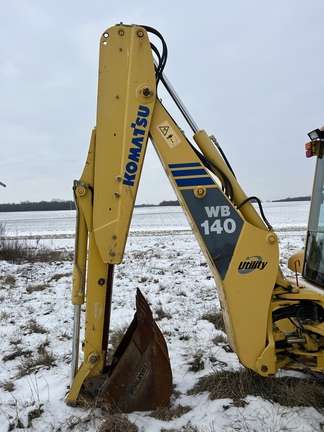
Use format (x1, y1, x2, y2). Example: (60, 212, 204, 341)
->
(1, 0, 324, 205)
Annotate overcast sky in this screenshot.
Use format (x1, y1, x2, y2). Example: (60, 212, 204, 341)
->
(1, 0, 323, 205)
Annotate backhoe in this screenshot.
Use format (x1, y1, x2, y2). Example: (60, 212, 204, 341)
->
(66, 23, 324, 412)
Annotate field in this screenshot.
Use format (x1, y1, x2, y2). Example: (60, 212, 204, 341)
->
(1, 202, 324, 431)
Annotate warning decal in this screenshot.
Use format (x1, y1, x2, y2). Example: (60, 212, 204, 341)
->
(157, 121, 182, 148)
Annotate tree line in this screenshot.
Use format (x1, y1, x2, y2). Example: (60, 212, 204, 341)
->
(0, 199, 180, 212)
(0, 200, 76, 212)
(272, 196, 311, 202)
(0, 195, 311, 212)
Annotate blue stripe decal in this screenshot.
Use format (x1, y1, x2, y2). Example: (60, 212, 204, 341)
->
(168, 162, 201, 169)
(175, 177, 215, 187)
(171, 168, 207, 177)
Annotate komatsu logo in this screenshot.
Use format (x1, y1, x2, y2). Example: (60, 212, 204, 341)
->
(238, 255, 268, 274)
(123, 105, 150, 187)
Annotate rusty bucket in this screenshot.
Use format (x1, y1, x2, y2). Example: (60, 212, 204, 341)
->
(83, 288, 172, 412)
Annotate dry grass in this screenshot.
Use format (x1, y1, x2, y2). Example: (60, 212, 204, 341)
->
(188, 351, 205, 372)
(201, 309, 225, 331)
(188, 368, 324, 408)
(22, 318, 48, 334)
(58, 330, 72, 341)
(0, 225, 72, 263)
(9, 333, 22, 346)
(155, 303, 172, 320)
(212, 334, 227, 345)
(49, 272, 72, 282)
(27, 406, 44, 428)
(98, 413, 138, 432)
(3, 274, 16, 287)
(16, 350, 56, 379)
(0, 238, 70, 263)
(0, 310, 10, 321)
(3, 347, 33, 362)
(150, 404, 192, 421)
(26, 283, 47, 294)
(161, 424, 198, 432)
(0, 380, 15, 392)
(138, 276, 148, 283)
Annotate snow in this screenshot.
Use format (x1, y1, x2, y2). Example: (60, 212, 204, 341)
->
(0, 202, 323, 431)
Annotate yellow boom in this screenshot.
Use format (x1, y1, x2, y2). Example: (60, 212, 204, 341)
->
(66, 24, 324, 411)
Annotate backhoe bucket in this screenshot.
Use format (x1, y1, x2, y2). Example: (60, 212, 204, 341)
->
(84, 289, 172, 412)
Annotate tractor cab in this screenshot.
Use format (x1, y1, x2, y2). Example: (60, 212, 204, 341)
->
(303, 127, 324, 286)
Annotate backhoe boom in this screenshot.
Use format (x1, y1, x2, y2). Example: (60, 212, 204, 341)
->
(66, 23, 324, 411)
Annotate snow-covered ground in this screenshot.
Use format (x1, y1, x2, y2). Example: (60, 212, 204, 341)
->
(1, 202, 323, 431)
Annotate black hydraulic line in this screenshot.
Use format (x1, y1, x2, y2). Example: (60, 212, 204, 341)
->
(237, 196, 272, 230)
(195, 148, 234, 200)
(210, 136, 236, 179)
(142, 25, 168, 84)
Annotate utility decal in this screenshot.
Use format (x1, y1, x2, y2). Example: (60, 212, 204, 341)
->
(123, 105, 150, 186)
(157, 121, 182, 148)
(238, 256, 268, 274)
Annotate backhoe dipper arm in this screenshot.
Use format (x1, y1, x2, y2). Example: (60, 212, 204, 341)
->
(148, 99, 280, 374)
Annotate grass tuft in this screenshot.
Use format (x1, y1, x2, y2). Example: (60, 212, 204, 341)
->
(161, 424, 198, 432)
(3, 347, 33, 362)
(201, 310, 225, 331)
(26, 284, 47, 294)
(16, 350, 56, 378)
(27, 405, 44, 428)
(0, 224, 72, 263)
(155, 304, 172, 321)
(188, 351, 205, 372)
(188, 368, 324, 408)
(150, 404, 192, 421)
(98, 413, 139, 432)
(22, 318, 48, 334)
(4, 274, 16, 287)
(49, 272, 71, 282)
(0, 380, 15, 392)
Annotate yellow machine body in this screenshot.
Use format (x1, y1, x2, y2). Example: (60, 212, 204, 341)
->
(66, 24, 324, 411)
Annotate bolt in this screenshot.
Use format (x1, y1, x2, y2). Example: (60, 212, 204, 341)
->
(261, 365, 268, 373)
(112, 235, 117, 239)
(116, 175, 122, 182)
(110, 251, 116, 257)
(266, 233, 277, 244)
(115, 192, 120, 198)
(89, 355, 98, 364)
(98, 278, 105, 286)
(194, 187, 206, 198)
(118, 29, 124, 36)
(142, 87, 151, 97)
(137, 30, 144, 38)
(77, 186, 86, 196)
(197, 187, 205, 196)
